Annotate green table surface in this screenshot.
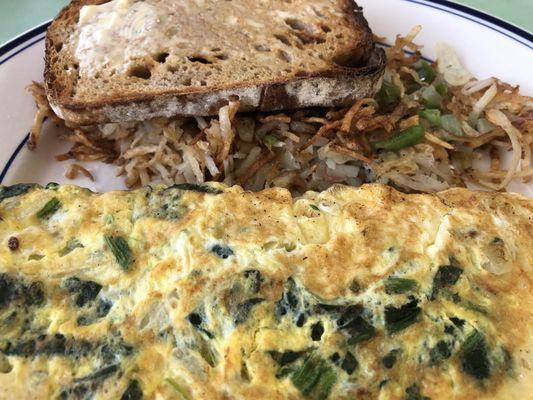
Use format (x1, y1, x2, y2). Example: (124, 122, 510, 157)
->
(0, 0, 532, 45)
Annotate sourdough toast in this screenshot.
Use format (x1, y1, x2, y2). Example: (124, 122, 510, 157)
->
(44, 0, 385, 125)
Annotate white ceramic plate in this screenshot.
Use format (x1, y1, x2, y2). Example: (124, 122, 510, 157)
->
(1, 0, 532, 195)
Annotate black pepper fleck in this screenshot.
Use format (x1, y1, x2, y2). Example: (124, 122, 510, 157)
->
(7, 237, 19, 251)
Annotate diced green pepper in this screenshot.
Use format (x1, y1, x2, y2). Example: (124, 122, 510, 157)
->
(435, 82, 448, 96)
(417, 61, 437, 83)
(378, 81, 401, 105)
(373, 125, 425, 151)
(418, 109, 442, 127)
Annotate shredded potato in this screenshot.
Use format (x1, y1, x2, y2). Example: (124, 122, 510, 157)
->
(27, 28, 532, 194)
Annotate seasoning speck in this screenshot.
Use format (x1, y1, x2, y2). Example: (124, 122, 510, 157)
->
(8, 236, 19, 251)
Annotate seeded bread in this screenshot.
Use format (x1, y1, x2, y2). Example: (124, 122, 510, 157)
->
(44, 0, 386, 125)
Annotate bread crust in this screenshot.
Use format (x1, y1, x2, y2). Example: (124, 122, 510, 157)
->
(44, 0, 386, 125)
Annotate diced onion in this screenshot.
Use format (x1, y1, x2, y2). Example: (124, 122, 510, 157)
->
(435, 43, 473, 86)
(468, 84, 498, 126)
(486, 109, 523, 189)
(476, 118, 496, 134)
(441, 114, 463, 136)
(462, 78, 495, 95)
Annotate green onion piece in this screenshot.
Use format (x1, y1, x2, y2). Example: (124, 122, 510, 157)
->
(170, 183, 222, 194)
(165, 378, 191, 400)
(418, 109, 442, 126)
(347, 330, 375, 345)
(373, 125, 425, 151)
(378, 81, 401, 105)
(59, 238, 84, 256)
(384, 277, 418, 294)
(422, 85, 443, 108)
(405, 384, 430, 400)
(0, 183, 36, 202)
(460, 330, 490, 379)
(315, 366, 337, 399)
(384, 300, 421, 334)
(429, 340, 453, 365)
(45, 182, 59, 190)
(310, 205, 320, 211)
(196, 335, 218, 367)
(291, 353, 323, 395)
(290, 352, 337, 399)
(382, 349, 399, 369)
(462, 300, 488, 315)
(276, 364, 299, 379)
(441, 114, 463, 136)
(435, 82, 449, 96)
(417, 61, 437, 83)
(430, 265, 463, 300)
(104, 235, 133, 270)
(341, 351, 358, 375)
(36, 197, 62, 219)
(462, 330, 484, 354)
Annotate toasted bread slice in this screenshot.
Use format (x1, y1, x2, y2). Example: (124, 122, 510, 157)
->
(44, 0, 385, 125)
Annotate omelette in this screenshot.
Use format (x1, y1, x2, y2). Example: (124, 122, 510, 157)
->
(0, 182, 531, 400)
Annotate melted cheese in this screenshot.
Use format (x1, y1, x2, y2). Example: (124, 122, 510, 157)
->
(0, 183, 531, 399)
